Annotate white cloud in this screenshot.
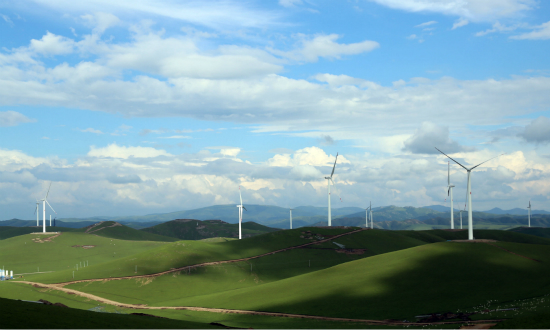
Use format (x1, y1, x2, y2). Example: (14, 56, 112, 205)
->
(279, 0, 302, 7)
(81, 12, 120, 35)
(415, 20, 437, 28)
(88, 143, 172, 159)
(1, 13, 13, 26)
(79, 128, 104, 134)
(271, 34, 380, 62)
(0, 111, 36, 127)
(452, 18, 469, 29)
(510, 21, 550, 40)
(26, 0, 283, 30)
(313, 73, 366, 86)
(158, 135, 191, 139)
(29, 31, 75, 55)
(368, 0, 536, 22)
(407, 34, 418, 40)
(475, 21, 519, 36)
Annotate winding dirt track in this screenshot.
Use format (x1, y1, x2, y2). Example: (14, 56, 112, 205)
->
(18, 228, 504, 326)
(20, 281, 502, 327)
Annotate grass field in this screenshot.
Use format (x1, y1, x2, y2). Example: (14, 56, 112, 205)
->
(2, 227, 550, 328)
(0, 226, 76, 240)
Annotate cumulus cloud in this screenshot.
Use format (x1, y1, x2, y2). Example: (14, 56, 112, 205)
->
(519, 116, 550, 144)
(271, 34, 379, 62)
(403, 122, 474, 154)
(29, 31, 75, 55)
(0, 111, 36, 127)
(88, 143, 172, 159)
(510, 21, 550, 40)
(107, 174, 142, 184)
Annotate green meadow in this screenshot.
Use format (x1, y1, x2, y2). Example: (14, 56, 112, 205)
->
(1, 226, 550, 328)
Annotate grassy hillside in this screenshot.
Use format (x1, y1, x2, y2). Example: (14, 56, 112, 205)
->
(173, 241, 550, 321)
(75, 221, 178, 242)
(141, 219, 279, 240)
(508, 227, 550, 239)
(0, 226, 76, 240)
(0, 297, 217, 329)
(0, 232, 168, 276)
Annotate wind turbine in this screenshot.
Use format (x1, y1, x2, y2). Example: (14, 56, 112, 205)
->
(34, 202, 40, 226)
(459, 209, 463, 229)
(527, 201, 531, 227)
(38, 183, 56, 233)
(289, 208, 293, 229)
(435, 148, 504, 240)
(236, 187, 247, 239)
(324, 153, 338, 226)
(370, 201, 373, 229)
(365, 206, 369, 228)
(447, 162, 455, 229)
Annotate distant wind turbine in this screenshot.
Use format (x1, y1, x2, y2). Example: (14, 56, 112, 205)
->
(370, 201, 373, 229)
(38, 183, 57, 233)
(435, 148, 505, 240)
(236, 187, 247, 239)
(289, 208, 293, 229)
(34, 202, 40, 226)
(447, 161, 455, 229)
(365, 206, 369, 228)
(459, 209, 463, 229)
(527, 201, 531, 227)
(324, 153, 338, 226)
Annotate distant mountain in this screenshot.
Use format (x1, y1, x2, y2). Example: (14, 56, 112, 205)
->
(342, 205, 444, 222)
(423, 205, 462, 213)
(483, 207, 550, 215)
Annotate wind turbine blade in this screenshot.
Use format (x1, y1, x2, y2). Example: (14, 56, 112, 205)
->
(470, 153, 506, 170)
(435, 148, 468, 170)
(448, 187, 450, 196)
(46, 200, 57, 214)
(45, 182, 52, 199)
(448, 162, 450, 185)
(243, 206, 247, 211)
(330, 152, 338, 178)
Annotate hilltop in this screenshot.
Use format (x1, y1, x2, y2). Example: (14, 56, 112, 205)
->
(75, 221, 178, 242)
(141, 219, 279, 240)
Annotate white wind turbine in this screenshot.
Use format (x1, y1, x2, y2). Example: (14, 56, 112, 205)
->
(38, 183, 57, 233)
(34, 202, 40, 226)
(289, 208, 293, 229)
(324, 153, 338, 226)
(447, 162, 455, 229)
(527, 201, 531, 227)
(236, 187, 247, 239)
(459, 209, 463, 229)
(365, 206, 369, 228)
(370, 201, 373, 229)
(435, 148, 504, 240)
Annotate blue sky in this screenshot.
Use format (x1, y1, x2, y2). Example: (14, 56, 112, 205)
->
(1, 0, 549, 219)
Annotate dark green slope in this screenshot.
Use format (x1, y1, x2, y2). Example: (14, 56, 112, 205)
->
(508, 227, 550, 239)
(415, 229, 550, 245)
(141, 219, 279, 240)
(75, 221, 178, 242)
(0, 297, 217, 329)
(181, 241, 550, 321)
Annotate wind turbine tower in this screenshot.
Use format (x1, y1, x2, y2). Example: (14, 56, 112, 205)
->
(459, 209, 463, 229)
(289, 208, 293, 229)
(38, 183, 56, 233)
(324, 153, 338, 226)
(435, 148, 504, 240)
(447, 162, 455, 229)
(365, 207, 369, 228)
(236, 187, 247, 239)
(527, 201, 531, 227)
(370, 201, 373, 229)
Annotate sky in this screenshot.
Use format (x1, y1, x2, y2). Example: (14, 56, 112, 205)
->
(1, 0, 549, 220)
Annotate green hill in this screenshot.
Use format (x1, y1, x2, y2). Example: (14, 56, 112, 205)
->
(0, 297, 217, 329)
(75, 221, 178, 242)
(0, 226, 76, 240)
(508, 227, 550, 239)
(141, 219, 279, 240)
(175, 241, 550, 321)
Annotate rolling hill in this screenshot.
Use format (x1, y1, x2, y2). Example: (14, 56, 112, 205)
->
(141, 219, 279, 240)
(74, 221, 178, 242)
